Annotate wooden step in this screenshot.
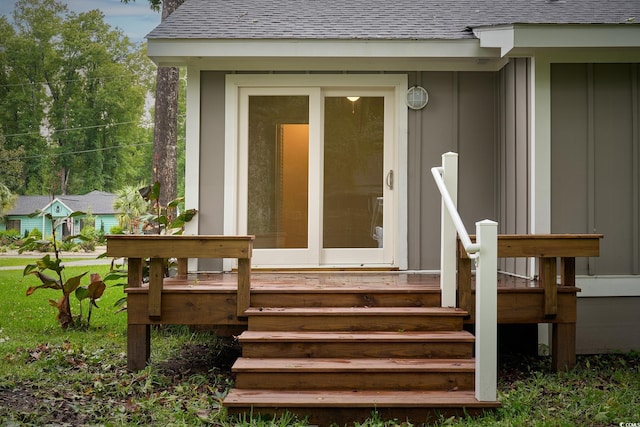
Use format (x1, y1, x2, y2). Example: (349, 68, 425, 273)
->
(250, 286, 440, 308)
(224, 389, 499, 426)
(245, 307, 468, 332)
(232, 358, 475, 391)
(238, 330, 475, 359)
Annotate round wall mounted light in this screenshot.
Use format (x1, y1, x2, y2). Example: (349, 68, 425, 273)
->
(406, 86, 429, 110)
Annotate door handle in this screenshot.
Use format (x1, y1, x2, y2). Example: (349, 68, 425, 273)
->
(386, 170, 394, 190)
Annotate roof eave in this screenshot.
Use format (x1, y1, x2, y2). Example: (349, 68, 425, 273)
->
(146, 38, 504, 70)
(474, 23, 640, 57)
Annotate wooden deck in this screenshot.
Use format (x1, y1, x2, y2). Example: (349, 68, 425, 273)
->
(106, 234, 600, 426)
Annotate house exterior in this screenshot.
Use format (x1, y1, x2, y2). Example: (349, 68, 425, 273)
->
(1, 190, 118, 238)
(145, 0, 640, 352)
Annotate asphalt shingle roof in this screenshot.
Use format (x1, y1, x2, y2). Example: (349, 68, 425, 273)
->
(147, 0, 640, 41)
(7, 191, 116, 216)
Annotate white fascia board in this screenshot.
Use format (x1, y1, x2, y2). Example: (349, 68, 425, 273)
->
(475, 24, 640, 58)
(147, 38, 498, 66)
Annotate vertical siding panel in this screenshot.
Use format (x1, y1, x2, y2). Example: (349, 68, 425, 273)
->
(515, 59, 530, 276)
(551, 64, 590, 274)
(457, 72, 498, 230)
(593, 64, 634, 275)
(504, 61, 517, 273)
(633, 65, 640, 275)
(417, 72, 456, 269)
(199, 71, 227, 271)
(407, 71, 423, 269)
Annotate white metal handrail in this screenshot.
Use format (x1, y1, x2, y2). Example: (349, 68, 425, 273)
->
(431, 152, 498, 403)
(431, 166, 480, 257)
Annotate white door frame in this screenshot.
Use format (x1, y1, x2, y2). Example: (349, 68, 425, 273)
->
(224, 74, 408, 269)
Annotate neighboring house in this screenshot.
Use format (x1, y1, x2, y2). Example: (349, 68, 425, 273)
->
(145, 0, 640, 352)
(1, 190, 118, 238)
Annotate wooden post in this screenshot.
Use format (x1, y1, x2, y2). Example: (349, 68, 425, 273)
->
(177, 258, 188, 279)
(237, 257, 251, 317)
(560, 257, 575, 287)
(128, 258, 143, 288)
(457, 240, 473, 318)
(552, 323, 576, 371)
(127, 324, 150, 371)
(539, 257, 557, 317)
(148, 258, 164, 319)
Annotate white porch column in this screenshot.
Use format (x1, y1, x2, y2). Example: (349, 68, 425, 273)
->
(440, 152, 458, 308)
(475, 219, 498, 402)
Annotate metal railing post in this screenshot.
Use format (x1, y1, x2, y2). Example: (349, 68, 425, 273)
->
(440, 152, 458, 308)
(475, 219, 498, 402)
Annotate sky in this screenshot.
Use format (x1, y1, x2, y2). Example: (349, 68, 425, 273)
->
(0, 0, 162, 44)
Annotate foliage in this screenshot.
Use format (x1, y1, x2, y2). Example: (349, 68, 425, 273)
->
(20, 208, 105, 329)
(0, 229, 20, 246)
(0, 0, 156, 195)
(113, 183, 149, 233)
(139, 181, 197, 235)
(0, 182, 16, 217)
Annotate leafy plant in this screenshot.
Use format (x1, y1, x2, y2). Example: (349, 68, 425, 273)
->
(20, 209, 106, 329)
(139, 181, 197, 235)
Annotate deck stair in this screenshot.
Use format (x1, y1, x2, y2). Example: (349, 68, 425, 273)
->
(223, 279, 500, 426)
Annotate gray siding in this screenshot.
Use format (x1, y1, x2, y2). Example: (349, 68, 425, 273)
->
(551, 64, 640, 275)
(577, 297, 640, 353)
(199, 71, 227, 271)
(498, 58, 531, 276)
(407, 71, 499, 270)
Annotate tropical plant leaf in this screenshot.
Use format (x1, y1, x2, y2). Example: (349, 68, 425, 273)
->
(69, 211, 86, 218)
(88, 274, 106, 300)
(167, 197, 185, 208)
(75, 286, 90, 301)
(62, 272, 88, 295)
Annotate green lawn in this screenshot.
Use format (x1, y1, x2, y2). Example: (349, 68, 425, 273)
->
(0, 257, 96, 268)
(0, 260, 638, 426)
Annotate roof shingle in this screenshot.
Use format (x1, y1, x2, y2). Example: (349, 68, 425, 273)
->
(147, 0, 640, 41)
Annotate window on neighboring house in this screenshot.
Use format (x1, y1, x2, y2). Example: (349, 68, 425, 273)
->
(6, 219, 20, 232)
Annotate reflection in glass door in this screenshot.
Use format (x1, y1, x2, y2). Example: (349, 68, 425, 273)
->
(247, 96, 310, 249)
(241, 88, 393, 267)
(323, 96, 385, 249)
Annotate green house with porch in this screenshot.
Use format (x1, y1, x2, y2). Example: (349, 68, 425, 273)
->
(1, 190, 118, 239)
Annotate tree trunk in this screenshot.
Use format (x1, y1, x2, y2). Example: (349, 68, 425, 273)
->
(152, 0, 184, 208)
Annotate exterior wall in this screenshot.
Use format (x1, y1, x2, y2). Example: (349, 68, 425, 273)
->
(577, 297, 640, 353)
(198, 71, 227, 271)
(551, 63, 640, 276)
(551, 63, 640, 353)
(498, 58, 531, 276)
(197, 70, 500, 270)
(407, 71, 499, 270)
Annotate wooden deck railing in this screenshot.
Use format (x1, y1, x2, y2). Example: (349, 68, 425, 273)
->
(457, 234, 602, 318)
(105, 235, 255, 317)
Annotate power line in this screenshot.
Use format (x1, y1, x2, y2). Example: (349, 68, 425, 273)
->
(4, 120, 142, 138)
(5, 142, 153, 161)
(0, 74, 139, 89)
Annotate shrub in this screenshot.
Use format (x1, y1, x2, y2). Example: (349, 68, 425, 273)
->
(28, 228, 42, 240)
(0, 229, 20, 246)
(109, 225, 125, 235)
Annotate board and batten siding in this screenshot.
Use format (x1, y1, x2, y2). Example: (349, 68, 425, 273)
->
(407, 71, 499, 270)
(551, 63, 640, 276)
(551, 63, 640, 354)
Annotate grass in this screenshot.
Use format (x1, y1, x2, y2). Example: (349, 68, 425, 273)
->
(0, 258, 638, 426)
(0, 256, 96, 268)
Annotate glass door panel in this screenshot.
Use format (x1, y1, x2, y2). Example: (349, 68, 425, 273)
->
(323, 96, 385, 249)
(248, 96, 309, 249)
